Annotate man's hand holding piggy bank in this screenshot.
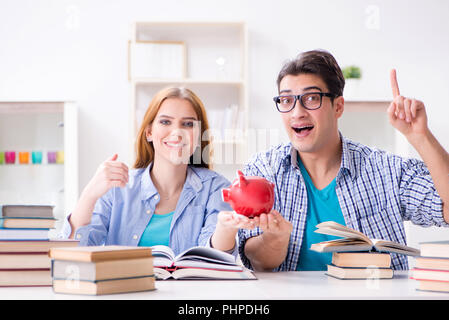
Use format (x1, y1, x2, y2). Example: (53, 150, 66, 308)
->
(218, 171, 293, 237)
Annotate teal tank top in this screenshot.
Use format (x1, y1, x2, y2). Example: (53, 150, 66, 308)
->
(296, 157, 346, 271)
(138, 211, 174, 247)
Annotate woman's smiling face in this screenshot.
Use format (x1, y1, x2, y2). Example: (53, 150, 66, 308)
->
(146, 97, 200, 165)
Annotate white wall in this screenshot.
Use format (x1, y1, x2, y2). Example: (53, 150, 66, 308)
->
(1, 0, 448, 246)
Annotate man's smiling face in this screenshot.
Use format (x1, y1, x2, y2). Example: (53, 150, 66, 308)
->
(278, 73, 344, 155)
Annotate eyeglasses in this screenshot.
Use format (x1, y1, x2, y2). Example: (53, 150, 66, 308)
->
(273, 92, 335, 112)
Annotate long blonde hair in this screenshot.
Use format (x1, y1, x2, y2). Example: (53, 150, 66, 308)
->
(133, 87, 212, 169)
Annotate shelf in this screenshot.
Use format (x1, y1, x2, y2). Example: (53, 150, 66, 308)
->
(129, 21, 248, 182)
(344, 100, 390, 113)
(0, 101, 79, 227)
(0, 102, 65, 114)
(133, 78, 245, 86)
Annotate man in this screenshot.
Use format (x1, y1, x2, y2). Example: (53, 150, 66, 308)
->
(238, 50, 449, 271)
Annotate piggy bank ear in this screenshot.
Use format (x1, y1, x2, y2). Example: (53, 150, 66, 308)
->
(237, 171, 248, 187)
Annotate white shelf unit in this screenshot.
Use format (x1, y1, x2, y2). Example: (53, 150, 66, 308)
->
(339, 99, 411, 157)
(0, 102, 79, 236)
(128, 22, 248, 181)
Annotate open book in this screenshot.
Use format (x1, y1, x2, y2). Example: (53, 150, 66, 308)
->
(310, 221, 420, 256)
(150, 245, 256, 280)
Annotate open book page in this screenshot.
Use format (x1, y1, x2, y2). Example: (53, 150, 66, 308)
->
(310, 238, 374, 253)
(150, 245, 176, 268)
(150, 245, 239, 269)
(314, 221, 372, 244)
(312, 221, 420, 256)
(371, 239, 420, 256)
(174, 246, 237, 265)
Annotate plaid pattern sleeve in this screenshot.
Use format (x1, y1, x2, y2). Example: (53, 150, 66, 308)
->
(237, 135, 448, 271)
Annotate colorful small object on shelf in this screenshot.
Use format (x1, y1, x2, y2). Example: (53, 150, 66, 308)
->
(32, 151, 43, 164)
(56, 151, 64, 164)
(47, 151, 56, 164)
(0, 152, 4, 164)
(5, 151, 15, 164)
(19, 151, 30, 164)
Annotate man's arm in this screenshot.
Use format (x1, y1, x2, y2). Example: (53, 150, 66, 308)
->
(388, 69, 449, 223)
(243, 210, 293, 271)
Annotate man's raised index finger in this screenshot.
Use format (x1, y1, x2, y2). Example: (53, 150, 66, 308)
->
(390, 69, 400, 98)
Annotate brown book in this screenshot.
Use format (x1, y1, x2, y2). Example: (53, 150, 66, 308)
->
(0, 217, 56, 229)
(415, 257, 449, 271)
(414, 279, 449, 293)
(52, 275, 155, 295)
(0, 239, 79, 253)
(411, 268, 449, 282)
(0, 252, 51, 269)
(0, 269, 51, 287)
(332, 252, 391, 268)
(52, 257, 153, 281)
(326, 264, 393, 280)
(0, 205, 54, 218)
(49, 245, 152, 262)
(420, 241, 449, 259)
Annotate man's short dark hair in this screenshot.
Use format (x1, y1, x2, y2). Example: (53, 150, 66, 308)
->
(276, 49, 345, 98)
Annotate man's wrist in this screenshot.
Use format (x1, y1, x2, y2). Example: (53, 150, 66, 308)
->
(406, 129, 434, 150)
(260, 231, 290, 250)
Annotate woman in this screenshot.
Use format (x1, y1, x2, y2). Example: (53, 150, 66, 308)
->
(60, 87, 253, 255)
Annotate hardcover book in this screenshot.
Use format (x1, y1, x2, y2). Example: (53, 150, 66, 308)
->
(310, 221, 420, 256)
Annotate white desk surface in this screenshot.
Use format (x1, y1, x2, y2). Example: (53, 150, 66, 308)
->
(0, 271, 448, 300)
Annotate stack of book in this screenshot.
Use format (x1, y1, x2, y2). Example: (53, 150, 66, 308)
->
(326, 252, 393, 279)
(49, 246, 156, 295)
(0, 204, 79, 286)
(311, 221, 420, 279)
(411, 241, 449, 293)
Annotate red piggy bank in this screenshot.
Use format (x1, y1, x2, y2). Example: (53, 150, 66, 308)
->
(222, 170, 275, 217)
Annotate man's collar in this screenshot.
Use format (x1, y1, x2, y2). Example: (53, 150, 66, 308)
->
(283, 132, 356, 180)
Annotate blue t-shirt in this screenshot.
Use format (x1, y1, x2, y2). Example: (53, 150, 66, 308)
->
(296, 157, 346, 271)
(138, 211, 174, 247)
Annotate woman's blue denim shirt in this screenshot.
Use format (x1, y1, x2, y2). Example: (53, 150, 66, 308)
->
(60, 163, 234, 256)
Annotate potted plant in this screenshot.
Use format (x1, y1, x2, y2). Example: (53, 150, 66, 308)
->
(342, 65, 362, 98)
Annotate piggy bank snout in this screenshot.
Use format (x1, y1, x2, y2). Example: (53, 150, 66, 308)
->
(222, 188, 231, 202)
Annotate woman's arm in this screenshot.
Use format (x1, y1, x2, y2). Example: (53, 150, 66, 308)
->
(68, 154, 129, 238)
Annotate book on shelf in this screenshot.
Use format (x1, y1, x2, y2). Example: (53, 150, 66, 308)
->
(0, 239, 79, 252)
(331, 252, 391, 268)
(0, 205, 54, 218)
(150, 245, 256, 280)
(52, 275, 156, 295)
(0, 268, 52, 287)
(48, 245, 152, 262)
(310, 221, 420, 256)
(0, 217, 56, 229)
(419, 240, 449, 259)
(326, 264, 394, 280)
(0, 228, 49, 240)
